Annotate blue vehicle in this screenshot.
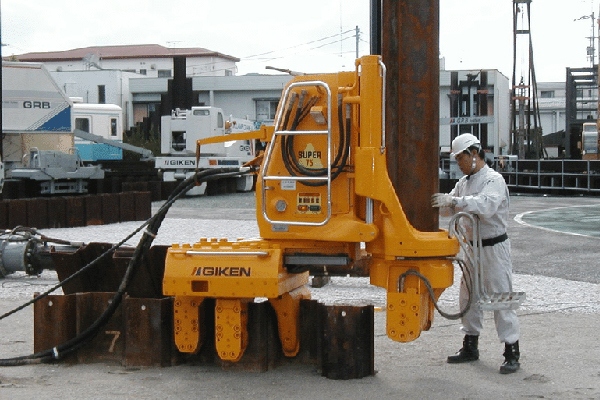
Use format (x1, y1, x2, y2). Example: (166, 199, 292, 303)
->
(73, 102, 123, 162)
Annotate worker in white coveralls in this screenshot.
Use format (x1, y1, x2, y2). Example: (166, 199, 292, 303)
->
(431, 133, 521, 374)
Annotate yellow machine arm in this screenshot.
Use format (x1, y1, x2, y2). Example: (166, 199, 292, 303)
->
(163, 55, 460, 363)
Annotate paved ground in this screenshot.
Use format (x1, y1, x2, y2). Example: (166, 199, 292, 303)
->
(0, 193, 598, 399)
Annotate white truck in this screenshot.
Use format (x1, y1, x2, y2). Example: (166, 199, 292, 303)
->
(155, 106, 257, 195)
(1, 61, 153, 196)
(1, 61, 104, 194)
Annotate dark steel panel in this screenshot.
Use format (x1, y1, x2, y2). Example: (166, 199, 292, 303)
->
(52, 242, 119, 294)
(110, 176, 123, 193)
(112, 245, 168, 298)
(134, 191, 152, 221)
(51, 242, 167, 297)
(0, 201, 8, 229)
(8, 199, 27, 228)
(298, 299, 324, 365)
(46, 197, 68, 228)
(75, 292, 124, 364)
(25, 198, 48, 229)
(65, 196, 85, 227)
(124, 297, 177, 367)
(119, 192, 135, 223)
(100, 194, 120, 225)
(161, 181, 178, 200)
(148, 181, 162, 202)
(218, 301, 281, 372)
(85, 195, 103, 226)
(382, 0, 440, 232)
(321, 305, 374, 380)
(33, 293, 77, 363)
(122, 181, 148, 193)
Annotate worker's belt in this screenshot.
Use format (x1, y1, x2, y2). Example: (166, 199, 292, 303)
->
(478, 233, 509, 247)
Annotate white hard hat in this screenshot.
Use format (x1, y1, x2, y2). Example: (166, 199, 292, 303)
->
(450, 133, 480, 158)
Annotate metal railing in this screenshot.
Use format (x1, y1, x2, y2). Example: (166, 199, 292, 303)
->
(493, 158, 600, 194)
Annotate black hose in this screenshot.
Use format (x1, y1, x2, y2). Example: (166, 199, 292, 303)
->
(280, 92, 298, 131)
(0, 167, 249, 366)
(397, 259, 473, 321)
(281, 93, 350, 186)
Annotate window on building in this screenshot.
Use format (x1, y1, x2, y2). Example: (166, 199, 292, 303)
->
(110, 118, 118, 137)
(75, 117, 91, 133)
(139, 69, 147, 75)
(158, 69, 172, 78)
(225, 69, 233, 76)
(98, 85, 106, 104)
(256, 99, 280, 121)
(540, 90, 554, 98)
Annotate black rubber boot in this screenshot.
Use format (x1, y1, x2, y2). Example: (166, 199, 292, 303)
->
(499, 341, 520, 374)
(447, 335, 479, 363)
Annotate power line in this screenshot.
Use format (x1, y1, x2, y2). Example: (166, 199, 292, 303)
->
(241, 35, 356, 66)
(242, 29, 355, 60)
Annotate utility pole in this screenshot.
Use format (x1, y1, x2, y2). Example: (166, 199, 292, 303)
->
(355, 26, 360, 59)
(575, 12, 596, 67)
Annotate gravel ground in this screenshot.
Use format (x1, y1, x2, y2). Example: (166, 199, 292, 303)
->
(0, 193, 599, 399)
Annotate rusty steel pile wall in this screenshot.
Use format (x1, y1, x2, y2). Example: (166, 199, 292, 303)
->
(34, 243, 375, 377)
(0, 191, 152, 230)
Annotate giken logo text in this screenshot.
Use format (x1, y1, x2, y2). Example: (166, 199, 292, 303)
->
(193, 266, 251, 277)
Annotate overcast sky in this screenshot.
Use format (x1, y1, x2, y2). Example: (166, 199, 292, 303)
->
(2, 0, 599, 82)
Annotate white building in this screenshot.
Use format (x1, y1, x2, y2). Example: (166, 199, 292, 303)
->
(537, 81, 566, 136)
(13, 44, 239, 77)
(439, 69, 511, 157)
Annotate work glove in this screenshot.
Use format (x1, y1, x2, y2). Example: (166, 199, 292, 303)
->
(431, 193, 457, 208)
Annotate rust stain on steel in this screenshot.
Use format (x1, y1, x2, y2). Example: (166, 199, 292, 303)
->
(85, 195, 103, 226)
(75, 292, 125, 364)
(320, 305, 375, 380)
(66, 196, 86, 227)
(124, 297, 178, 367)
(33, 293, 78, 363)
(51, 243, 168, 298)
(382, 0, 440, 232)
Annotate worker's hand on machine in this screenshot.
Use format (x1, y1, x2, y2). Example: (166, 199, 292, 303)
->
(431, 193, 457, 208)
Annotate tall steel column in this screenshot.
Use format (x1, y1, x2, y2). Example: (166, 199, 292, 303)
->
(511, 0, 543, 159)
(381, 0, 440, 232)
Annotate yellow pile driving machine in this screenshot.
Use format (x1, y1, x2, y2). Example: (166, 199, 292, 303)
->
(162, 56, 460, 364)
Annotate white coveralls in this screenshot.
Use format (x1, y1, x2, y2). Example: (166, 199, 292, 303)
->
(440, 165, 520, 344)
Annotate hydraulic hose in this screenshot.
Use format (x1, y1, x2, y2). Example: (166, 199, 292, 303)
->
(281, 93, 350, 186)
(397, 258, 473, 321)
(0, 167, 252, 366)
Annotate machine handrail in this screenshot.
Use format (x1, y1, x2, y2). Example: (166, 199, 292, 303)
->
(260, 80, 333, 227)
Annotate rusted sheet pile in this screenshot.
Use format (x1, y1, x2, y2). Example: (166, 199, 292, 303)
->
(34, 243, 374, 378)
(0, 191, 152, 230)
